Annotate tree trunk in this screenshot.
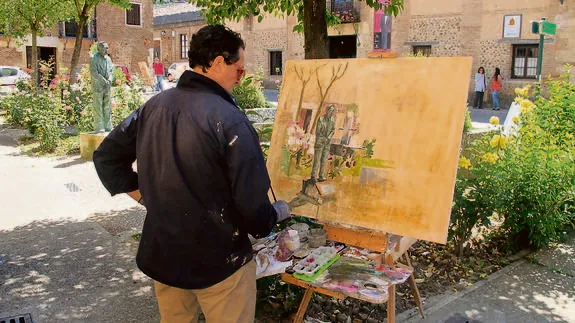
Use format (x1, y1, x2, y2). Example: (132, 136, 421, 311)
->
(303, 0, 329, 59)
(70, 17, 88, 84)
(31, 28, 38, 87)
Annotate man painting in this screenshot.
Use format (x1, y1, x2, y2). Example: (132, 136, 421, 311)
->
(90, 41, 113, 132)
(311, 105, 336, 182)
(93, 25, 291, 322)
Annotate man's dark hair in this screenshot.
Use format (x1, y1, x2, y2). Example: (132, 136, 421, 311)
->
(188, 25, 245, 73)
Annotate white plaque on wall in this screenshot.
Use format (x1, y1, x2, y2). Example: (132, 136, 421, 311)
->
(503, 14, 522, 38)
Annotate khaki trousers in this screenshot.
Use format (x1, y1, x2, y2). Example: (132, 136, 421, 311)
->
(154, 261, 257, 323)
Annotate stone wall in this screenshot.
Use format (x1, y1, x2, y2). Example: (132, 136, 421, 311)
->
(0, 2, 152, 76)
(392, 0, 575, 109)
(404, 16, 463, 57)
(0, 40, 24, 67)
(98, 0, 154, 73)
(242, 28, 288, 88)
(0, 36, 93, 75)
(154, 23, 204, 65)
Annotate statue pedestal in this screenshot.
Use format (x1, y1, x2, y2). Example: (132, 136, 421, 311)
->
(79, 132, 107, 161)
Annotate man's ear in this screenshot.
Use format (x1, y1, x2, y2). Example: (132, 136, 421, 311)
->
(212, 56, 225, 69)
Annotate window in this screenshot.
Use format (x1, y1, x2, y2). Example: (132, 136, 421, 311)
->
(412, 45, 431, 56)
(270, 51, 282, 75)
(332, 0, 353, 12)
(0, 68, 18, 77)
(59, 19, 97, 39)
(512, 45, 538, 79)
(180, 34, 188, 59)
(126, 3, 141, 26)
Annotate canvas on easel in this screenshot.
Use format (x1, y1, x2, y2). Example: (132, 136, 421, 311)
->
(267, 57, 473, 244)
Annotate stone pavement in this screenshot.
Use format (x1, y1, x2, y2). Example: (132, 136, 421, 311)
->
(399, 233, 575, 323)
(0, 119, 158, 322)
(469, 106, 509, 124)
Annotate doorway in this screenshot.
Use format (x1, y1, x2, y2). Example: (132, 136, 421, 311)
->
(26, 46, 57, 81)
(329, 36, 357, 59)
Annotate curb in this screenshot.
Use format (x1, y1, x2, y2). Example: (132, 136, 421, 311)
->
(395, 258, 528, 322)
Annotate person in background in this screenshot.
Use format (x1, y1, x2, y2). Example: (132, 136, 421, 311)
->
(93, 25, 291, 323)
(491, 67, 503, 110)
(473, 66, 486, 109)
(153, 57, 165, 92)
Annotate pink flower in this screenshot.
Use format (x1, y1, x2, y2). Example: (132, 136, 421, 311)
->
(80, 110, 87, 116)
(274, 80, 281, 84)
(64, 105, 72, 111)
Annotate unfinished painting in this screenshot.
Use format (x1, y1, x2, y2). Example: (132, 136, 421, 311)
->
(267, 57, 472, 243)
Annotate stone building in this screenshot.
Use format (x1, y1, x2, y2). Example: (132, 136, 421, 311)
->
(153, 0, 573, 107)
(0, 0, 153, 76)
(393, 0, 573, 107)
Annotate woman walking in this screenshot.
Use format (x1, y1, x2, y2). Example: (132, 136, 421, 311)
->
(473, 66, 486, 109)
(491, 67, 503, 110)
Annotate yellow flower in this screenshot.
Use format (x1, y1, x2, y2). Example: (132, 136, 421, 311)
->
(521, 99, 534, 109)
(459, 156, 471, 169)
(514, 86, 530, 98)
(489, 116, 500, 125)
(490, 135, 507, 148)
(481, 152, 499, 164)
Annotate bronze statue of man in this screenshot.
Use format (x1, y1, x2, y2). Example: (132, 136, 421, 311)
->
(311, 105, 336, 182)
(90, 41, 113, 132)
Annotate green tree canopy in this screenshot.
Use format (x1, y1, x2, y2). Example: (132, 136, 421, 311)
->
(0, 0, 70, 84)
(188, 0, 404, 59)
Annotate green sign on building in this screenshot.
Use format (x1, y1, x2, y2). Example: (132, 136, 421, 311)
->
(541, 21, 557, 35)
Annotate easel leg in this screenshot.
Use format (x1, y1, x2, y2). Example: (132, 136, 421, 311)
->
(387, 284, 396, 323)
(294, 288, 314, 323)
(385, 254, 396, 323)
(404, 252, 425, 319)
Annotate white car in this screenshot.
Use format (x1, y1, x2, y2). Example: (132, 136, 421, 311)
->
(167, 62, 190, 80)
(0, 66, 31, 95)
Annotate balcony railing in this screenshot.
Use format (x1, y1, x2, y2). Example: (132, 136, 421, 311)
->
(329, 0, 360, 23)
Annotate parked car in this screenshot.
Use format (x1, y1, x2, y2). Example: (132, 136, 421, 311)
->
(0, 66, 31, 95)
(167, 62, 190, 80)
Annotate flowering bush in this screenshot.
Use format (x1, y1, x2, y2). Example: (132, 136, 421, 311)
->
(281, 122, 315, 176)
(333, 9, 360, 24)
(450, 68, 575, 253)
(0, 60, 145, 153)
(286, 122, 314, 155)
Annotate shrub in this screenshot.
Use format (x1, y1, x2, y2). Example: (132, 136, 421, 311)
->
(232, 70, 267, 110)
(450, 67, 575, 252)
(0, 59, 145, 153)
(449, 131, 499, 256)
(494, 71, 575, 249)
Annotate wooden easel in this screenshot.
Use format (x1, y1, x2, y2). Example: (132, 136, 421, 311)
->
(281, 223, 425, 323)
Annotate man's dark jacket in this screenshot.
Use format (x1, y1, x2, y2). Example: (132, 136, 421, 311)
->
(93, 71, 277, 289)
